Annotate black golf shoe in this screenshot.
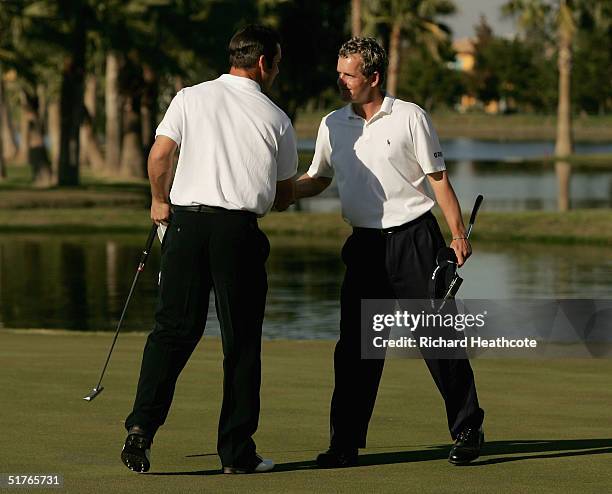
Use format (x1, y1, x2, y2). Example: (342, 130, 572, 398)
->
(448, 425, 484, 465)
(316, 447, 358, 468)
(121, 427, 152, 473)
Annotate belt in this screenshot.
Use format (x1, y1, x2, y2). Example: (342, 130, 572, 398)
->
(171, 204, 256, 216)
(353, 211, 432, 235)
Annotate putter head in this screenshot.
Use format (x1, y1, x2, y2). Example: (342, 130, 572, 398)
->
(83, 386, 104, 401)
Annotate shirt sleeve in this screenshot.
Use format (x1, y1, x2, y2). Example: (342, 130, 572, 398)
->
(306, 117, 334, 179)
(411, 110, 446, 174)
(155, 90, 184, 146)
(276, 121, 299, 181)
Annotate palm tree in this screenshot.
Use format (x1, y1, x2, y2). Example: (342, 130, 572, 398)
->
(105, 51, 122, 174)
(80, 73, 106, 172)
(363, 0, 456, 97)
(352, 0, 362, 37)
(0, 64, 5, 180)
(503, 0, 576, 158)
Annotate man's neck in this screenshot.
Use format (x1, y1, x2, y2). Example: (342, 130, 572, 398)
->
(229, 66, 260, 85)
(352, 90, 385, 121)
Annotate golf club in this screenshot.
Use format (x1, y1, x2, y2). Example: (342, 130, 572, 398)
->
(83, 223, 159, 401)
(440, 194, 484, 303)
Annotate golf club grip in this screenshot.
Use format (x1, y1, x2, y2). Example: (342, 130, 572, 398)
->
(139, 223, 158, 269)
(468, 195, 484, 226)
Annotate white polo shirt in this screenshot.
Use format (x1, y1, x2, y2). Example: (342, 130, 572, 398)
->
(156, 74, 298, 215)
(307, 95, 446, 228)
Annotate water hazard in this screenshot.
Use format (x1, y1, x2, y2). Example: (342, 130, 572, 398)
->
(2, 234, 611, 339)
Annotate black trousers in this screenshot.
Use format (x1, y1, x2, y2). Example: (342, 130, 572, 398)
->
(330, 211, 484, 449)
(125, 209, 270, 468)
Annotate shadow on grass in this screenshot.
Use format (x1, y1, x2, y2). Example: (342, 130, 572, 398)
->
(149, 438, 612, 476)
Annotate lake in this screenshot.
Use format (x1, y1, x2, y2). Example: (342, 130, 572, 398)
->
(2, 234, 611, 339)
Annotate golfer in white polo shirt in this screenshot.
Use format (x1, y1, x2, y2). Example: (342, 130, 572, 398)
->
(121, 25, 297, 475)
(295, 37, 485, 467)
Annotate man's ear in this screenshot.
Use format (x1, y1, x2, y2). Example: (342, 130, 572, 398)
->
(258, 54, 268, 73)
(370, 71, 381, 88)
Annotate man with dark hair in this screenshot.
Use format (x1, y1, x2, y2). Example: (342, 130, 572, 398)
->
(295, 37, 485, 467)
(120, 24, 296, 475)
(229, 24, 281, 69)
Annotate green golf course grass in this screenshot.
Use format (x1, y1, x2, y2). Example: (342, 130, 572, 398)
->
(1, 330, 611, 493)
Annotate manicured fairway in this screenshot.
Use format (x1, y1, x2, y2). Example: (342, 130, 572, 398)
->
(1, 330, 611, 493)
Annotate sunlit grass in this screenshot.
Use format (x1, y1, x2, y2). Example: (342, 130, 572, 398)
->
(1, 330, 611, 494)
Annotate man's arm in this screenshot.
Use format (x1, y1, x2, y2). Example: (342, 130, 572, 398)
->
(427, 170, 471, 266)
(272, 173, 332, 211)
(295, 173, 332, 199)
(148, 136, 177, 225)
(273, 178, 296, 211)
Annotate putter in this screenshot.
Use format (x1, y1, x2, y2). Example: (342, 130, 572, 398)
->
(441, 194, 484, 301)
(83, 223, 159, 401)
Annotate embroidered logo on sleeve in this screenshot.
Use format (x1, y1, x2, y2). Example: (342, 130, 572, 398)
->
(434, 151, 443, 158)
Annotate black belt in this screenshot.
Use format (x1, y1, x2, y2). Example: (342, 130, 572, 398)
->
(353, 211, 432, 235)
(172, 204, 256, 216)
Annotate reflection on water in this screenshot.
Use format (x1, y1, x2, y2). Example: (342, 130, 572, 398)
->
(1, 235, 611, 339)
(447, 160, 612, 211)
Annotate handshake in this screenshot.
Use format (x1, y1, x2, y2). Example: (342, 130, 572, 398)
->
(272, 177, 297, 212)
(272, 174, 332, 212)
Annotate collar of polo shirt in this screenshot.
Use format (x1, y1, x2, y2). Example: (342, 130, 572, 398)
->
(346, 94, 395, 125)
(219, 73, 262, 93)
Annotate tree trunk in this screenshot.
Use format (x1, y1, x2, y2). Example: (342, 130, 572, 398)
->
(29, 113, 53, 187)
(141, 64, 158, 159)
(80, 74, 105, 172)
(18, 89, 53, 186)
(36, 83, 47, 132)
(1, 77, 17, 163)
(105, 51, 122, 174)
(0, 66, 5, 180)
(82, 119, 105, 172)
(555, 21, 573, 157)
(33, 84, 53, 186)
(47, 101, 61, 177)
(58, 9, 86, 187)
(79, 74, 96, 168)
(555, 160, 571, 211)
(386, 19, 401, 96)
(120, 95, 145, 178)
(351, 0, 361, 37)
(16, 91, 30, 165)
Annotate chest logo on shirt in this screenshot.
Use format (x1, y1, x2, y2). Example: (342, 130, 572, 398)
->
(387, 139, 391, 146)
(434, 151, 443, 158)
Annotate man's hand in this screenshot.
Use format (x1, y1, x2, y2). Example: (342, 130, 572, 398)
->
(148, 136, 176, 225)
(295, 173, 332, 199)
(151, 199, 171, 225)
(273, 178, 296, 211)
(450, 237, 471, 267)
